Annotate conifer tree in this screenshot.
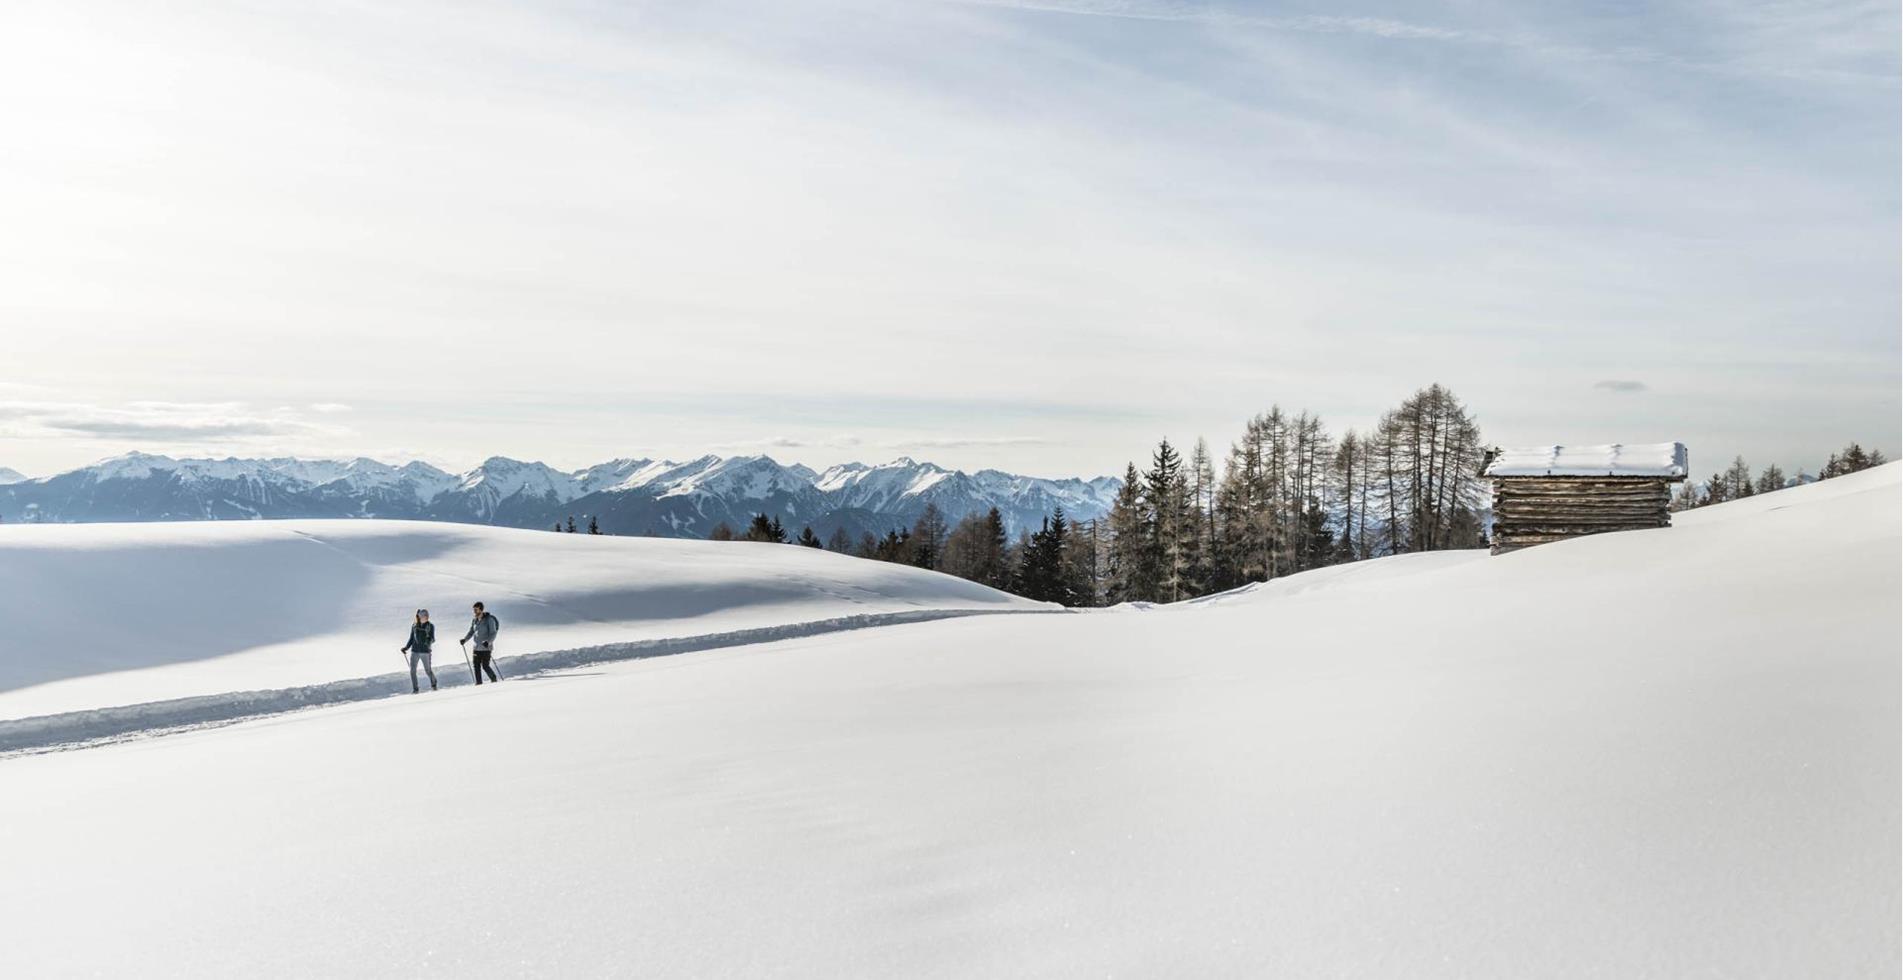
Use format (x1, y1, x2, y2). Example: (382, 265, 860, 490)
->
(1106, 462, 1154, 603)
(1702, 472, 1730, 506)
(1014, 511, 1073, 605)
(1754, 463, 1787, 495)
(709, 522, 737, 541)
(587, 515, 601, 535)
(565, 515, 577, 533)
(745, 513, 786, 543)
(978, 506, 1010, 590)
(1144, 438, 1190, 602)
(826, 527, 855, 553)
(796, 526, 823, 548)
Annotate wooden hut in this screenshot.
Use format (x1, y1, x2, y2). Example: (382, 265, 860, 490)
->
(1483, 443, 1688, 554)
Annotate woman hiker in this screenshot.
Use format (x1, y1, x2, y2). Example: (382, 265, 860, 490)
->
(400, 609, 438, 693)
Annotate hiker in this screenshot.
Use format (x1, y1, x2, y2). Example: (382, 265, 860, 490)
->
(461, 601, 501, 685)
(399, 609, 438, 693)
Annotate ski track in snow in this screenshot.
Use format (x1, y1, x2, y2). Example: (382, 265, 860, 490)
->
(0, 607, 1065, 756)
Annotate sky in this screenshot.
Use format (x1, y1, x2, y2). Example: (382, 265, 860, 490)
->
(0, 0, 1896, 480)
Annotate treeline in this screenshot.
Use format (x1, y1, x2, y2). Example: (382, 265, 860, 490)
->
(1672, 441, 1888, 510)
(706, 396, 1890, 606)
(714, 383, 1491, 608)
(1096, 383, 1487, 605)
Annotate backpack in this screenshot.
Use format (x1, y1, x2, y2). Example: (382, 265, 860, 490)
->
(485, 612, 500, 635)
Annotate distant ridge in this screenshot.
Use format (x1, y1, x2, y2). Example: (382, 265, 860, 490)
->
(0, 452, 1119, 538)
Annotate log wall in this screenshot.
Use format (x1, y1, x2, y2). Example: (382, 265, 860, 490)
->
(1489, 476, 1676, 554)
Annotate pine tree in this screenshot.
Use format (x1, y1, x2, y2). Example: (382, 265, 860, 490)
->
(795, 526, 823, 548)
(1754, 463, 1787, 495)
(745, 513, 786, 543)
(1144, 438, 1189, 602)
(1188, 438, 1216, 594)
(709, 522, 737, 541)
(1014, 511, 1073, 605)
(979, 507, 1009, 589)
(1107, 461, 1154, 603)
(565, 515, 577, 533)
(872, 528, 913, 563)
(587, 515, 601, 535)
(1702, 472, 1729, 506)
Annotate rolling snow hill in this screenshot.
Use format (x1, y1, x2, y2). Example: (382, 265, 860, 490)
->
(0, 465, 1895, 977)
(0, 451, 1120, 538)
(0, 519, 1045, 722)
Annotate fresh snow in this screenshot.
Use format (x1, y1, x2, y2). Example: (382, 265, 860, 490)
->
(1486, 442, 1690, 478)
(0, 465, 25, 484)
(0, 465, 1895, 977)
(0, 519, 1043, 722)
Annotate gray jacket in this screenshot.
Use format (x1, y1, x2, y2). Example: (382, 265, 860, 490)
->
(461, 612, 499, 652)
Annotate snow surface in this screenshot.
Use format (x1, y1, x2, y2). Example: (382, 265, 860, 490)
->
(0, 465, 1896, 977)
(0, 465, 27, 484)
(0, 520, 1043, 721)
(1486, 442, 1689, 478)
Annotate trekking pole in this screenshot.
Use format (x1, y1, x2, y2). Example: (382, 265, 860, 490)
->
(459, 640, 473, 678)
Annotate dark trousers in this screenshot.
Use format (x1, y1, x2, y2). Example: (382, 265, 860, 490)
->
(473, 650, 499, 684)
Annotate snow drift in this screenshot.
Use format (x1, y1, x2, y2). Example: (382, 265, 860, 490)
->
(0, 465, 1895, 978)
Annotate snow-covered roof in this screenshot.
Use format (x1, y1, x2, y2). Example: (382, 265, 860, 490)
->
(1485, 443, 1688, 478)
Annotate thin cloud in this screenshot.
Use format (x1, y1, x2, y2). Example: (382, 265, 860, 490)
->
(1594, 380, 1649, 393)
(0, 400, 348, 443)
(896, 436, 1051, 449)
(948, 0, 1897, 83)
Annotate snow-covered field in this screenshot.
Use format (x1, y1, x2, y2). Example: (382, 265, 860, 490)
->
(0, 466, 1896, 977)
(0, 520, 1044, 723)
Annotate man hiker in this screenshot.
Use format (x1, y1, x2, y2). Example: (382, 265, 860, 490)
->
(399, 609, 438, 693)
(461, 601, 501, 684)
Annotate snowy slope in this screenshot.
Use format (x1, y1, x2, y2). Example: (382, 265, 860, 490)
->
(0, 520, 1042, 721)
(0, 466, 1895, 978)
(0, 465, 26, 484)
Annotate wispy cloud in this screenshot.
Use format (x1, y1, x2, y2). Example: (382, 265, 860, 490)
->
(897, 436, 1051, 449)
(1593, 380, 1650, 393)
(0, 400, 349, 443)
(949, 0, 1898, 82)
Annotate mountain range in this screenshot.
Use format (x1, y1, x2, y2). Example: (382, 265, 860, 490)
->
(0, 452, 1120, 540)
